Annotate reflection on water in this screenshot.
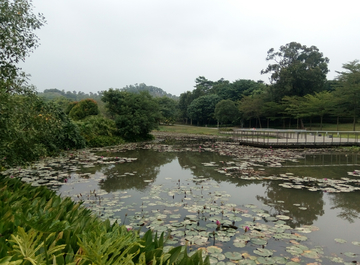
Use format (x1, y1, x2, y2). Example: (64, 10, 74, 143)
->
(58, 149, 360, 261)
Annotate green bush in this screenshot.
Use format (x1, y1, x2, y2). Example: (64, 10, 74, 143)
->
(102, 90, 161, 141)
(76, 116, 125, 147)
(69, 99, 99, 121)
(0, 92, 85, 169)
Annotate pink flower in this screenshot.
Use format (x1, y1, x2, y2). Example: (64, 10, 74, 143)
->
(324, 178, 327, 181)
(127, 227, 132, 231)
(216, 220, 221, 227)
(244, 226, 250, 233)
(10, 175, 14, 178)
(64, 178, 68, 183)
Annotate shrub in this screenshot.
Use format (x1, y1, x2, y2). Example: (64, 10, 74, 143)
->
(76, 116, 125, 147)
(69, 98, 99, 121)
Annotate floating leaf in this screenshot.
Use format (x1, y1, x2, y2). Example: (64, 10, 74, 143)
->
(250, 238, 267, 245)
(253, 248, 273, 257)
(224, 252, 243, 260)
(334, 238, 347, 244)
(343, 252, 357, 257)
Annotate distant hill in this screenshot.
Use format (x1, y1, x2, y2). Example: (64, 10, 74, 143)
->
(37, 84, 178, 102)
(119, 83, 178, 99)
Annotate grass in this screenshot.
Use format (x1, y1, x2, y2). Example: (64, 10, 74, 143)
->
(155, 123, 360, 140)
(155, 124, 222, 136)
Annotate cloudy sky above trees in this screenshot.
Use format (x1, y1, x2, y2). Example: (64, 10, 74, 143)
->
(20, 0, 360, 96)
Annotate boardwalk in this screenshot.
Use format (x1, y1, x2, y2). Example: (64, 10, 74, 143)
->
(219, 129, 360, 148)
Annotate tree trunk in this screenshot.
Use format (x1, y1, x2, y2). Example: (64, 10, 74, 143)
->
(258, 117, 262, 128)
(267, 118, 269, 128)
(300, 119, 304, 129)
(320, 116, 323, 130)
(337, 116, 339, 131)
(353, 115, 356, 131)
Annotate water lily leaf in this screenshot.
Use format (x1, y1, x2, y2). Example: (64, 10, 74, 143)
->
(301, 249, 320, 259)
(343, 252, 357, 257)
(328, 256, 344, 263)
(224, 252, 242, 260)
(256, 257, 276, 264)
(276, 215, 290, 220)
(253, 248, 273, 257)
(334, 238, 347, 244)
(207, 246, 223, 254)
(352, 241, 360, 246)
(250, 238, 267, 245)
(233, 241, 247, 248)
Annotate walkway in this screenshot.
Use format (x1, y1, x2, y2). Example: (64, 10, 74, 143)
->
(219, 129, 360, 148)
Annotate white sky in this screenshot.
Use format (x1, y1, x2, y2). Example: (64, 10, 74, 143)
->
(20, 0, 360, 96)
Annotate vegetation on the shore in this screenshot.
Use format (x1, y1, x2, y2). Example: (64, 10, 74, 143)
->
(0, 177, 210, 264)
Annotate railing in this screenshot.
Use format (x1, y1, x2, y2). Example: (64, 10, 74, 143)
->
(218, 128, 360, 147)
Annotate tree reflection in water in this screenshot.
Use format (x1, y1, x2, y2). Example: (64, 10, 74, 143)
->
(329, 192, 360, 223)
(99, 150, 176, 192)
(257, 181, 325, 228)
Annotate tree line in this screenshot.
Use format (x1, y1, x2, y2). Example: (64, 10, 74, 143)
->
(178, 43, 360, 130)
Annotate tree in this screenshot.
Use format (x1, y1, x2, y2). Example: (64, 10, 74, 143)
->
(187, 94, 220, 125)
(334, 60, 360, 131)
(261, 42, 329, 101)
(303, 91, 333, 130)
(214, 99, 240, 126)
(156, 96, 178, 125)
(0, 0, 46, 91)
(102, 90, 160, 141)
(238, 95, 265, 128)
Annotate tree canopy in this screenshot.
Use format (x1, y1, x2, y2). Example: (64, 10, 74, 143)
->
(0, 0, 45, 90)
(261, 42, 329, 101)
(102, 90, 160, 141)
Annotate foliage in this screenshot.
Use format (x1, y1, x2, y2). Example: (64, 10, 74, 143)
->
(119, 83, 178, 99)
(187, 94, 220, 125)
(214, 99, 240, 125)
(238, 95, 265, 128)
(0, 177, 210, 265)
(69, 98, 99, 121)
(261, 42, 329, 101)
(156, 96, 178, 125)
(102, 90, 161, 141)
(0, 0, 46, 90)
(334, 60, 360, 131)
(0, 90, 85, 168)
(75, 116, 124, 147)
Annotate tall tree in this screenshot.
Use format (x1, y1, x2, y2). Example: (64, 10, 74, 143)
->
(214, 99, 240, 126)
(0, 0, 46, 91)
(334, 60, 360, 131)
(238, 95, 265, 128)
(187, 94, 220, 125)
(156, 96, 178, 125)
(261, 42, 329, 101)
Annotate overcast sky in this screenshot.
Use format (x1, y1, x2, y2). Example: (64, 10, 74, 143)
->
(20, 0, 360, 96)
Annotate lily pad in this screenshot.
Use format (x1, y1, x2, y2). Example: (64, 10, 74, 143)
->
(253, 248, 273, 257)
(224, 251, 243, 260)
(334, 238, 347, 244)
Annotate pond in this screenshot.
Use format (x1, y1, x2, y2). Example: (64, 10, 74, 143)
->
(4, 140, 360, 264)
(54, 143, 360, 264)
